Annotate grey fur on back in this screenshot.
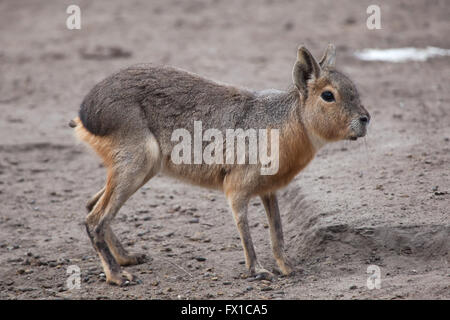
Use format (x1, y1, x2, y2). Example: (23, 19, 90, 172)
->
(79, 64, 299, 155)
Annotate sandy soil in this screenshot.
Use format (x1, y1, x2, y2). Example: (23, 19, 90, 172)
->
(0, 0, 449, 300)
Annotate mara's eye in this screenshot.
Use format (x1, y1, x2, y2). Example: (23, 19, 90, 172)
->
(321, 91, 335, 102)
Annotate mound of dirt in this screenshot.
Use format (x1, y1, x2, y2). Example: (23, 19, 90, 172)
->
(281, 184, 449, 266)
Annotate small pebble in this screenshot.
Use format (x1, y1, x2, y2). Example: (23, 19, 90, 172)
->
(194, 257, 206, 262)
(261, 286, 273, 291)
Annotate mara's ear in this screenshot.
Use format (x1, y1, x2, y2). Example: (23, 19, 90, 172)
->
(292, 46, 321, 95)
(319, 43, 336, 69)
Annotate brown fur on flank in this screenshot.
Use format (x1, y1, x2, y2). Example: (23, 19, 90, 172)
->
(72, 44, 370, 285)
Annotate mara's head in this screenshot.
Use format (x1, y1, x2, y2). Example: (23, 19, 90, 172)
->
(292, 44, 370, 144)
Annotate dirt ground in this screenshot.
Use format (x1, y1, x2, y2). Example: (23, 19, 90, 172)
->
(0, 0, 449, 300)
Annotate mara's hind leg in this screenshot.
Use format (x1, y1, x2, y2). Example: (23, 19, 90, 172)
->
(86, 187, 105, 212)
(85, 132, 161, 286)
(87, 187, 151, 266)
(87, 187, 148, 266)
(105, 226, 148, 266)
(104, 146, 160, 267)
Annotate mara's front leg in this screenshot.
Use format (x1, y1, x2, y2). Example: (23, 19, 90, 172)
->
(225, 190, 274, 280)
(260, 193, 294, 276)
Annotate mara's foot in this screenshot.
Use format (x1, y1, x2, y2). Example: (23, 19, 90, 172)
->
(117, 252, 149, 267)
(250, 267, 274, 281)
(106, 270, 141, 286)
(275, 259, 294, 276)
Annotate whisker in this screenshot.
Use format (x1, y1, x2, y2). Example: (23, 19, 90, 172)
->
(363, 131, 372, 168)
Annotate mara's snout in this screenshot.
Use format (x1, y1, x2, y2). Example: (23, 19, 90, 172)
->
(349, 109, 371, 140)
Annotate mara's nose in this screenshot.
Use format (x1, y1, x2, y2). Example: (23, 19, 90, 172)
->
(359, 113, 370, 125)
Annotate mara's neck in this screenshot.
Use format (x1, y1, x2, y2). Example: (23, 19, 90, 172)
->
(253, 86, 327, 155)
(279, 114, 317, 175)
(249, 87, 327, 186)
(282, 87, 327, 153)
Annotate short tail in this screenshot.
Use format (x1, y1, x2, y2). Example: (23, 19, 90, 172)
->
(68, 118, 78, 128)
